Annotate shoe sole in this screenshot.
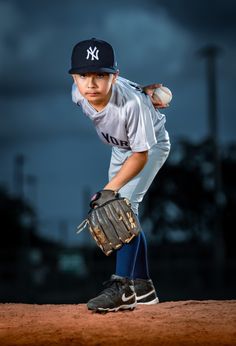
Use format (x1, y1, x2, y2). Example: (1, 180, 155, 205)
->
(89, 302, 137, 313)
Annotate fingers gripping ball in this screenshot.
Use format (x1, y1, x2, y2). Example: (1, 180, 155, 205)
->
(153, 86, 172, 106)
(77, 190, 141, 256)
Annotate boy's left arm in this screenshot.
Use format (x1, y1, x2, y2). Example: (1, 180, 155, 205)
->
(104, 151, 148, 191)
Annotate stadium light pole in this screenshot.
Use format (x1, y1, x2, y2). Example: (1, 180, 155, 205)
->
(198, 45, 225, 265)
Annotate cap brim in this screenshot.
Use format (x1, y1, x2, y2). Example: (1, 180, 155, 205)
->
(68, 66, 117, 74)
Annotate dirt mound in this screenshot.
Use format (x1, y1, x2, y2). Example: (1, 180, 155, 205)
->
(0, 300, 235, 345)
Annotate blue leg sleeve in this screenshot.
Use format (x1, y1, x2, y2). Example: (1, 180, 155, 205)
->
(115, 231, 150, 280)
(132, 230, 150, 280)
(115, 234, 140, 279)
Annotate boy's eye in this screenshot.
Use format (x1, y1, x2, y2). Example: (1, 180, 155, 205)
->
(97, 73, 107, 78)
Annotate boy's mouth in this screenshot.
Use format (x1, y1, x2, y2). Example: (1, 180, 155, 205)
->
(86, 92, 100, 96)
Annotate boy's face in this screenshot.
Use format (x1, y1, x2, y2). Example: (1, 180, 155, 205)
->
(73, 72, 118, 109)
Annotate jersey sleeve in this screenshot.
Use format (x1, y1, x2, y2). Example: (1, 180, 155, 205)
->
(71, 83, 83, 105)
(117, 76, 143, 92)
(126, 96, 157, 152)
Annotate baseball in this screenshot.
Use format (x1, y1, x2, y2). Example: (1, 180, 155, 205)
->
(153, 86, 172, 105)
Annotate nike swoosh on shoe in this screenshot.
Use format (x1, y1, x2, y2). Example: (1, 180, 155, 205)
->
(136, 289, 156, 300)
(122, 292, 135, 302)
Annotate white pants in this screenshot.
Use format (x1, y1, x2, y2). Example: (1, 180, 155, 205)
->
(108, 126, 171, 215)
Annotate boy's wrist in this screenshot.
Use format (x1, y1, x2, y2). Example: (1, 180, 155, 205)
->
(103, 183, 120, 191)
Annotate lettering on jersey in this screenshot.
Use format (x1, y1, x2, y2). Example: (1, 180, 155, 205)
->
(101, 132, 129, 147)
(110, 136, 119, 145)
(120, 140, 129, 146)
(101, 132, 109, 142)
(86, 46, 99, 61)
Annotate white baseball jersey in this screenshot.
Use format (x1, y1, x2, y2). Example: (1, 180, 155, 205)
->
(71, 76, 167, 152)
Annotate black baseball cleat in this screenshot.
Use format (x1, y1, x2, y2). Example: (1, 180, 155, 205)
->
(87, 274, 137, 313)
(134, 278, 159, 305)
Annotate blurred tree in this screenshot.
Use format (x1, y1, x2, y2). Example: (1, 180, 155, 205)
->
(0, 187, 59, 291)
(0, 187, 35, 247)
(221, 144, 236, 259)
(0, 187, 36, 292)
(141, 139, 236, 259)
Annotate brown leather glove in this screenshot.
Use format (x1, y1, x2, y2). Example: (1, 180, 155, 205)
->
(77, 190, 141, 256)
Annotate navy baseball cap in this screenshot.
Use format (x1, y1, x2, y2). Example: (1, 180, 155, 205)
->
(69, 38, 118, 74)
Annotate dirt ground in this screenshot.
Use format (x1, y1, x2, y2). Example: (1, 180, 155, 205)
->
(0, 300, 235, 346)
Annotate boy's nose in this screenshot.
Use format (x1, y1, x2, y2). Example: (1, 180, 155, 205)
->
(87, 77, 96, 88)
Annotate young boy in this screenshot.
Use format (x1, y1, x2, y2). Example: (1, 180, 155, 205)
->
(69, 38, 171, 312)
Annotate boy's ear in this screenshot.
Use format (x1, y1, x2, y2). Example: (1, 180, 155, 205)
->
(72, 74, 77, 83)
(112, 70, 119, 83)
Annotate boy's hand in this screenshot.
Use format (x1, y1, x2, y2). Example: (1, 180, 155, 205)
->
(142, 83, 169, 109)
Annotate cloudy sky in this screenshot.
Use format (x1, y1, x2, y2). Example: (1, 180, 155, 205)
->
(0, 0, 235, 244)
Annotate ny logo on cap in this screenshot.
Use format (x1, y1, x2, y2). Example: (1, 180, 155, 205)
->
(86, 46, 99, 61)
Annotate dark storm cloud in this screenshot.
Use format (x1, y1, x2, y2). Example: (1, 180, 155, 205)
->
(156, 0, 236, 42)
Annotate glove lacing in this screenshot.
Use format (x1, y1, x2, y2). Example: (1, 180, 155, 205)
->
(76, 219, 89, 234)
